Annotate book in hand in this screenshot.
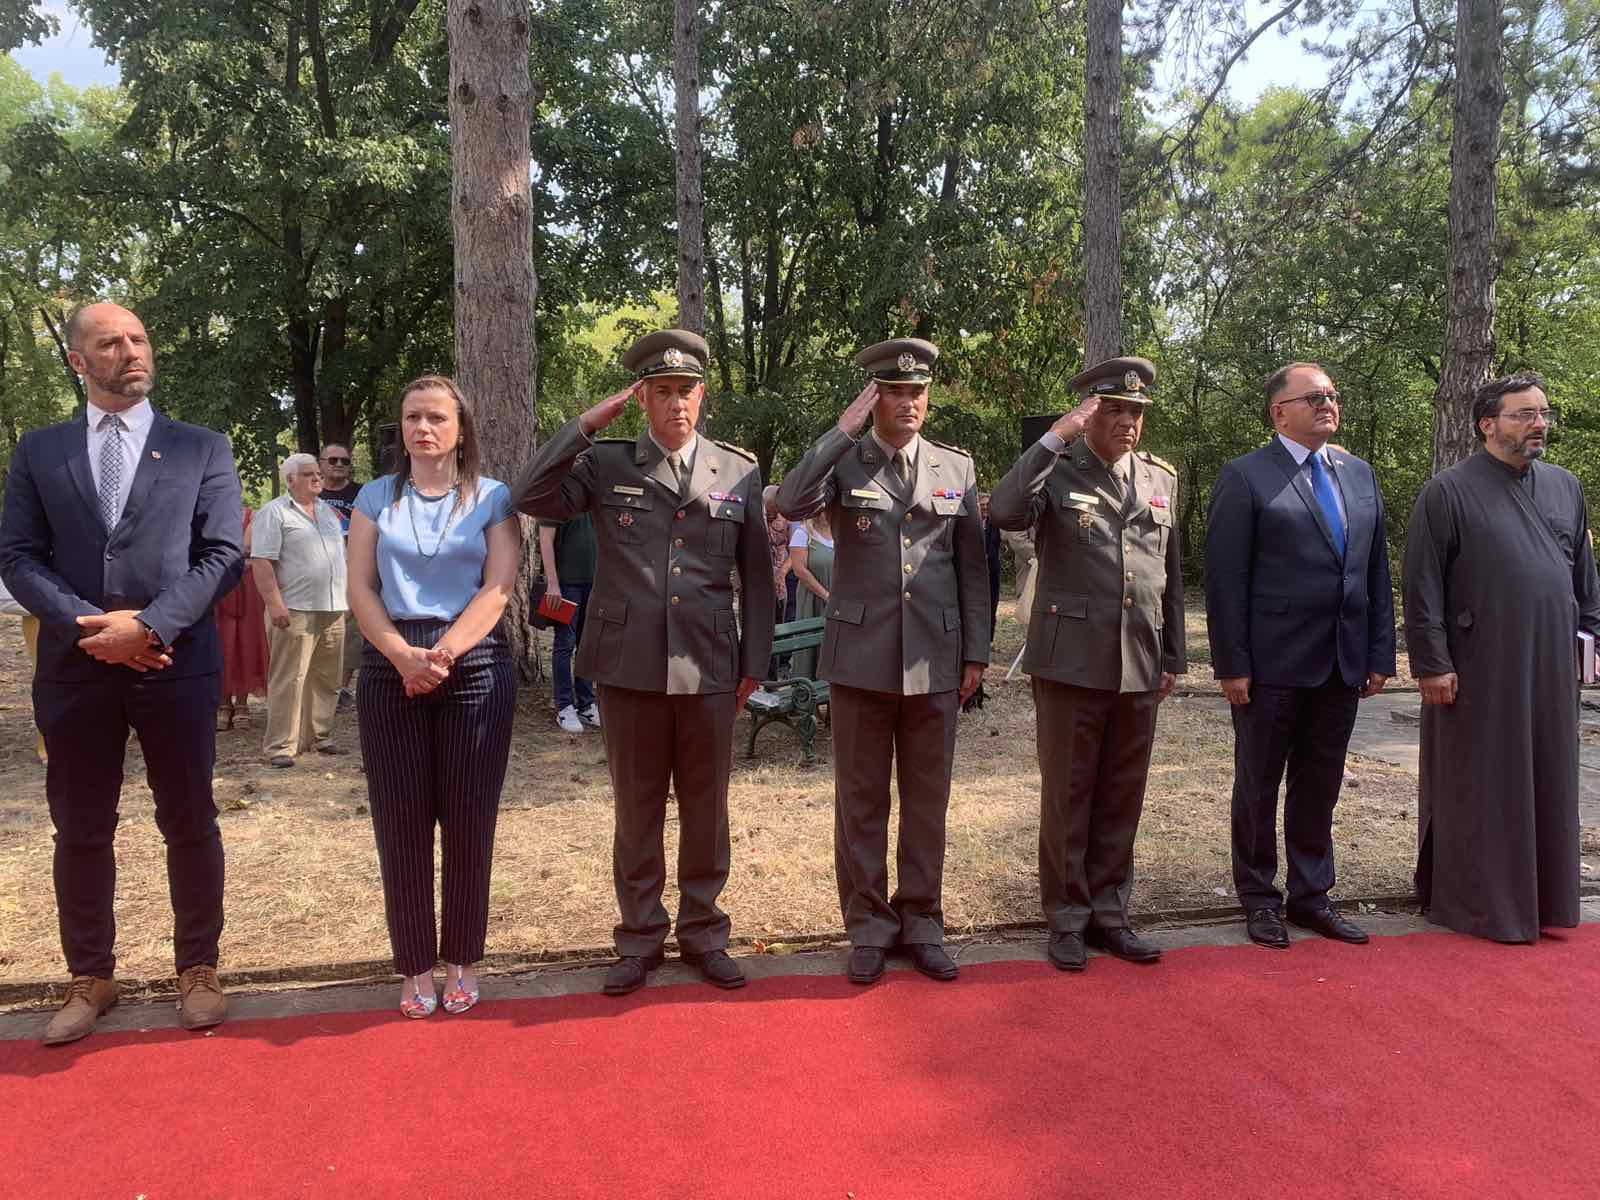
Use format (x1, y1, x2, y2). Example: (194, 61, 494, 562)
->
(1580, 631, 1595, 685)
(538, 593, 579, 626)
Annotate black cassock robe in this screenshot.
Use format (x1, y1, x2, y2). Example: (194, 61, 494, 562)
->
(1402, 449, 1600, 942)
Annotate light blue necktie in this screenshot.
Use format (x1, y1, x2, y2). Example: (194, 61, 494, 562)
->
(1306, 453, 1345, 558)
(97, 413, 125, 530)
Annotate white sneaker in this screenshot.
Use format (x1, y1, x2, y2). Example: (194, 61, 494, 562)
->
(556, 705, 584, 734)
(579, 703, 601, 728)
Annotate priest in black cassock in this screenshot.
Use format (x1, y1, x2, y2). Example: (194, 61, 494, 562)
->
(1403, 371, 1600, 943)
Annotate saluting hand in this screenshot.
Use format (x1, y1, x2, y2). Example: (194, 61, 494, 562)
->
(579, 383, 639, 436)
(1049, 394, 1101, 443)
(837, 380, 878, 437)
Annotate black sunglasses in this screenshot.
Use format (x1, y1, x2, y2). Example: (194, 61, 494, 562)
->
(321, 455, 351, 465)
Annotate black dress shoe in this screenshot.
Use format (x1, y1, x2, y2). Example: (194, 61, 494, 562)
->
(1246, 908, 1291, 950)
(1085, 924, 1162, 963)
(601, 953, 664, 996)
(847, 946, 886, 985)
(682, 948, 747, 989)
(1047, 931, 1086, 972)
(905, 943, 959, 981)
(1287, 905, 1370, 944)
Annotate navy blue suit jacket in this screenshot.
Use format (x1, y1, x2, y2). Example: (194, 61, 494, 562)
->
(1203, 438, 1396, 688)
(0, 408, 244, 682)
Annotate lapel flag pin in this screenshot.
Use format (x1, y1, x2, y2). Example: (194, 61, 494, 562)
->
(151, 450, 162, 460)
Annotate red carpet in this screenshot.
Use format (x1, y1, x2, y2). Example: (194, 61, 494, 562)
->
(6, 927, 1599, 1199)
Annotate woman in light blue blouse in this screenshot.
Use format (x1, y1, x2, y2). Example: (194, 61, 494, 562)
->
(348, 375, 521, 1018)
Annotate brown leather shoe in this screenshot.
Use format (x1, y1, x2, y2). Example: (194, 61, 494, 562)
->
(178, 964, 228, 1030)
(42, 976, 119, 1046)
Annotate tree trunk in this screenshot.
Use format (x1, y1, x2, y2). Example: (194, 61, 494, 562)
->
(1082, 0, 1123, 364)
(448, 0, 542, 683)
(1432, 0, 1505, 474)
(673, 0, 705, 337)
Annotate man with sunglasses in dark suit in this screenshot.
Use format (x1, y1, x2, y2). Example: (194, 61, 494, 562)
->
(1204, 363, 1395, 951)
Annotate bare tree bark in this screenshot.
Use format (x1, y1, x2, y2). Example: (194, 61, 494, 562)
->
(1083, 0, 1124, 364)
(1432, 0, 1505, 473)
(673, 0, 705, 336)
(448, 0, 542, 682)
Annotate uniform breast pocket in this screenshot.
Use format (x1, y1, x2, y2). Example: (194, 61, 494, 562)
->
(1065, 499, 1100, 544)
(601, 493, 654, 545)
(706, 500, 745, 557)
(840, 492, 891, 543)
(930, 496, 961, 548)
(1148, 503, 1172, 552)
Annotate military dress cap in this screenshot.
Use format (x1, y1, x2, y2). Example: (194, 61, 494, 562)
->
(855, 337, 939, 383)
(1067, 356, 1156, 404)
(623, 329, 709, 380)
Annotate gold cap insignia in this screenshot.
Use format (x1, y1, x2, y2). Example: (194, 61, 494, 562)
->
(897, 352, 916, 372)
(663, 348, 684, 368)
(1123, 370, 1141, 391)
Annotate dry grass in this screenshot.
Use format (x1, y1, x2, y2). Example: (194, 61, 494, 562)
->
(0, 594, 1425, 988)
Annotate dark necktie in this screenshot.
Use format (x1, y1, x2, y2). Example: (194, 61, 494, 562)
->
(1307, 453, 1346, 558)
(670, 451, 688, 496)
(894, 449, 912, 489)
(98, 413, 125, 530)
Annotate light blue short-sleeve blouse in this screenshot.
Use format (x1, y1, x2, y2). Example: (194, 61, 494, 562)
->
(354, 475, 517, 621)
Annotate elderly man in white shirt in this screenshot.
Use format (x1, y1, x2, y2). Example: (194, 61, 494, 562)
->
(251, 452, 348, 767)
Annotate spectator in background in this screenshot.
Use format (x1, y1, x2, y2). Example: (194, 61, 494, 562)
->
(980, 491, 1002, 639)
(213, 504, 269, 730)
(0, 576, 45, 763)
(764, 484, 794, 677)
(252, 453, 348, 767)
(539, 513, 600, 734)
(319, 442, 364, 709)
(787, 510, 834, 679)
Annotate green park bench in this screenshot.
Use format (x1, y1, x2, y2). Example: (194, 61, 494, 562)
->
(744, 616, 829, 766)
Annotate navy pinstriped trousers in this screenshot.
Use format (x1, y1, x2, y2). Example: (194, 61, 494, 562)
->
(357, 619, 516, 976)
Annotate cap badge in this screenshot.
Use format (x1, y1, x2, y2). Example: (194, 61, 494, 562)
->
(662, 348, 684, 368)
(1123, 370, 1141, 391)
(897, 352, 916, 372)
(857, 514, 873, 533)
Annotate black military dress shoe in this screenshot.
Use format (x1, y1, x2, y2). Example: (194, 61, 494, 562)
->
(1085, 925, 1162, 963)
(683, 948, 747, 989)
(1287, 905, 1370, 945)
(602, 952, 664, 996)
(1246, 908, 1291, 950)
(905, 943, 959, 981)
(847, 946, 887, 985)
(1047, 931, 1086, 972)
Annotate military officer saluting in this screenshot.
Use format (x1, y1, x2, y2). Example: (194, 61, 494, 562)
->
(515, 330, 775, 995)
(777, 338, 990, 985)
(989, 357, 1186, 972)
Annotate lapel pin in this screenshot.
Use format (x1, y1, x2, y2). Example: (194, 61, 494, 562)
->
(151, 450, 162, 460)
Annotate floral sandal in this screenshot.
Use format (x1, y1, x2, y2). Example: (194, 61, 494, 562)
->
(400, 980, 437, 1020)
(442, 974, 480, 1015)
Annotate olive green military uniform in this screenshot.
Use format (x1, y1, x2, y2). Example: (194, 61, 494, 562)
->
(514, 332, 775, 958)
(776, 339, 991, 949)
(989, 357, 1186, 935)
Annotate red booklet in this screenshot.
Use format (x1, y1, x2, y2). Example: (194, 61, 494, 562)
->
(539, 593, 579, 625)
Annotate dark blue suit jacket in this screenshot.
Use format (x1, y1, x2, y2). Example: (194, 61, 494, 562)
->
(1203, 438, 1396, 688)
(0, 407, 244, 682)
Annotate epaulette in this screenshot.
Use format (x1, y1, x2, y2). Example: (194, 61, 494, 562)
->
(712, 438, 756, 462)
(1139, 450, 1176, 475)
(925, 437, 972, 459)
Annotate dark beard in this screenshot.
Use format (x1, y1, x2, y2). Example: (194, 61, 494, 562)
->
(84, 363, 154, 400)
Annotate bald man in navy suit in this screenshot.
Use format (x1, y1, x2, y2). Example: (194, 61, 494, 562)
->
(0, 302, 243, 1043)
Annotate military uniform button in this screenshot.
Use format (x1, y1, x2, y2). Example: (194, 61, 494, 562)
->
(903, 563, 913, 574)
(671, 566, 682, 576)
(903, 591, 911, 600)
(903, 537, 912, 547)
(671, 595, 681, 605)
(904, 513, 912, 522)
(1048, 604, 1058, 614)
(674, 538, 685, 548)
(1123, 596, 1133, 609)
(1125, 572, 1134, 582)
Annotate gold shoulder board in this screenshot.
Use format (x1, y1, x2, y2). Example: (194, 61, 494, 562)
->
(712, 438, 757, 462)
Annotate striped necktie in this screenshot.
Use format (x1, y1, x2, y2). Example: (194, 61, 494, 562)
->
(97, 413, 125, 530)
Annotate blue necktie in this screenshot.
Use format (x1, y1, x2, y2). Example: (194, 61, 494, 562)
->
(1307, 453, 1345, 558)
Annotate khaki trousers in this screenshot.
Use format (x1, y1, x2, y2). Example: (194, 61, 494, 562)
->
(263, 609, 345, 758)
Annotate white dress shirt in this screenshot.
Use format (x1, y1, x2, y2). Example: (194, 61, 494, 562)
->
(85, 397, 155, 527)
(1277, 433, 1347, 524)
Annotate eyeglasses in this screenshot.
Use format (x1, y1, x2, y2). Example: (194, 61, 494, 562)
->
(321, 455, 351, 465)
(1281, 391, 1340, 410)
(1497, 407, 1558, 426)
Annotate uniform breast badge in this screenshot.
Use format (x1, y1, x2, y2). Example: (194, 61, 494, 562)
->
(1079, 511, 1093, 529)
(618, 511, 635, 527)
(857, 514, 873, 533)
